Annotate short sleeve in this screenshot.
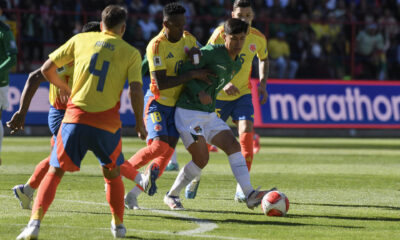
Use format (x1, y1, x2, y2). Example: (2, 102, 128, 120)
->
(207, 26, 225, 45)
(128, 49, 143, 84)
(257, 35, 268, 60)
(146, 40, 167, 72)
(49, 35, 76, 67)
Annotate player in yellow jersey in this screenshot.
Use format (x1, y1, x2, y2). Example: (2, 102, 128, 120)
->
(185, 0, 270, 202)
(17, 6, 148, 239)
(122, 2, 214, 210)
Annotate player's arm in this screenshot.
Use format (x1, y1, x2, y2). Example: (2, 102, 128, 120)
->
(258, 57, 269, 105)
(41, 59, 71, 95)
(152, 68, 213, 90)
(129, 82, 147, 140)
(6, 68, 45, 134)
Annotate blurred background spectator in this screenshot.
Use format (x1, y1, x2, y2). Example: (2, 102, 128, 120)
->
(0, 0, 399, 80)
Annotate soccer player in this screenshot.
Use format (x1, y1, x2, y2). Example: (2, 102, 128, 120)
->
(17, 5, 147, 239)
(8, 22, 122, 210)
(164, 18, 275, 211)
(0, 9, 17, 165)
(185, 0, 270, 202)
(122, 2, 213, 210)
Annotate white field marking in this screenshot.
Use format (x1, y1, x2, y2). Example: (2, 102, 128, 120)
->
(2, 196, 256, 240)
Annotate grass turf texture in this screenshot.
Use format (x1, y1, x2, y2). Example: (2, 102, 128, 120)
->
(0, 137, 399, 240)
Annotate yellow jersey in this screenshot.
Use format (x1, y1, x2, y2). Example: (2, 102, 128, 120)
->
(49, 62, 74, 110)
(48, 30, 142, 133)
(208, 26, 268, 101)
(146, 30, 197, 106)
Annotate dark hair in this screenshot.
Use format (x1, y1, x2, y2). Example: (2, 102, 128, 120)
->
(163, 2, 186, 19)
(233, 0, 253, 9)
(101, 5, 127, 29)
(82, 21, 101, 33)
(224, 18, 248, 35)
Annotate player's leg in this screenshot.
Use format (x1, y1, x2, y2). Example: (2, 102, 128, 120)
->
(231, 94, 255, 201)
(164, 108, 208, 210)
(13, 107, 65, 209)
(88, 126, 132, 238)
(17, 123, 85, 239)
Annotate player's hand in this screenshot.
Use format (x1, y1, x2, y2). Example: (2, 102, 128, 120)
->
(198, 91, 212, 105)
(258, 82, 268, 105)
(191, 69, 216, 85)
(6, 111, 26, 134)
(186, 47, 201, 65)
(58, 88, 70, 105)
(223, 83, 240, 96)
(135, 122, 147, 140)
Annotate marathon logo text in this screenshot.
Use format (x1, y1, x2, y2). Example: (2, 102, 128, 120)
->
(269, 87, 400, 123)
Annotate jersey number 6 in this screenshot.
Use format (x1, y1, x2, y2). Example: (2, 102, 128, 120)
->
(89, 53, 110, 92)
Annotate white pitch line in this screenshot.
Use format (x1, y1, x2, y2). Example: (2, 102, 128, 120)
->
(2, 195, 256, 240)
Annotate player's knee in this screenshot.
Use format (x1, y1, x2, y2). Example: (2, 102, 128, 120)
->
(151, 140, 170, 156)
(103, 166, 120, 179)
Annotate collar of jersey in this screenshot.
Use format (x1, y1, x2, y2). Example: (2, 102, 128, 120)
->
(103, 30, 121, 38)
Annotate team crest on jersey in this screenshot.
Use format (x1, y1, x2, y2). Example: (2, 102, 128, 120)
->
(154, 56, 162, 66)
(249, 44, 256, 52)
(154, 124, 162, 131)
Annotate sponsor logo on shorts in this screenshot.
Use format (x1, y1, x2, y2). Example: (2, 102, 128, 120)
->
(154, 124, 162, 131)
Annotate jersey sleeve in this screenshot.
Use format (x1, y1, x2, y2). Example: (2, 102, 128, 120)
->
(128, 49, 143, 84)
(207, 26, 225, 45)
(0, 29, 17, 72)
(146, 40, 167, 72)
(257, 35, 268, 60)
(49, 35, 76, 67)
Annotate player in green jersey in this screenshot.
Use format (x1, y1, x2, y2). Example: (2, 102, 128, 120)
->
(163, 18, 275, 211)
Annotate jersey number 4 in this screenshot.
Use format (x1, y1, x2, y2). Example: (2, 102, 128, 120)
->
(89, 53, 110, 92)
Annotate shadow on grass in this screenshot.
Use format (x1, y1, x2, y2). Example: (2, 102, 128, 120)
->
(289, 213, 400, 222)
(134, 212, 363, 229)
(292, 202, 400, 211)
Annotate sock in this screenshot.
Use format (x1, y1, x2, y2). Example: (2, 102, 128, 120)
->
(169, 150, 177, 164)
(127, 140, 170, 169)
(134, 173, 147, 188)
(228, 152, 253, 197)
(31, 172, 61, 221)
(0, 120, 3, 154)
(169, 160, 202, 197)
(239, 132, 254, 171)
(153, 146, 174, 178)
(128, 185, 143, 198)
(26, 156, 50, 190)
(119, 161, 139, 181)
(105, 176, 124, 225)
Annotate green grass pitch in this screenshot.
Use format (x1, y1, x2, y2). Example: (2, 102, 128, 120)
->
(1, 136, 399, 239)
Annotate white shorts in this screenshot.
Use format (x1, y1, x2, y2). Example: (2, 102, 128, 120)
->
(175, 107, 231, 149)
(0, 86, 9, 111)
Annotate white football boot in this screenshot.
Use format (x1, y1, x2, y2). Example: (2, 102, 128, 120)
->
(111, 222, 126, 238)
(164, 192, 184, 210)
(16, 220, 40, 240)
(246, 187, 277, 210)
(124, 191, 140, 210)
(12, 185, 33, 209)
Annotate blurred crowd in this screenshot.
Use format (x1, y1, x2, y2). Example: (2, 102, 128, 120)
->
(1, 0, 399, 80)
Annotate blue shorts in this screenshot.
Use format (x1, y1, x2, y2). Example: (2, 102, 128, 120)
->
(215, 94, 254, 122)
(48, 105, 65, 136)
(143, 91, 179, 142)
(50, 123, 124, 172)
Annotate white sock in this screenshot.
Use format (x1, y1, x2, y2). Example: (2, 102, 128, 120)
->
(23, 184, 35, 198)
(0, 120, 3, 154)
(228, 152, 253, 197)
(168, 160, 201, 197)
(236, 183, 243, 194)
(169, 150, 177, 164)
(128, 185, 143, 197)
(134, 173, 147, 189)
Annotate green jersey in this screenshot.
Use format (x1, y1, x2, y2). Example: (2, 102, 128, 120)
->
(176, 44, 241, 112)
(0, 21, 17, 87)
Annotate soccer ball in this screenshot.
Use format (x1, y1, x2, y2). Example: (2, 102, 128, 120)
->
(261, 190, 289, 217)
